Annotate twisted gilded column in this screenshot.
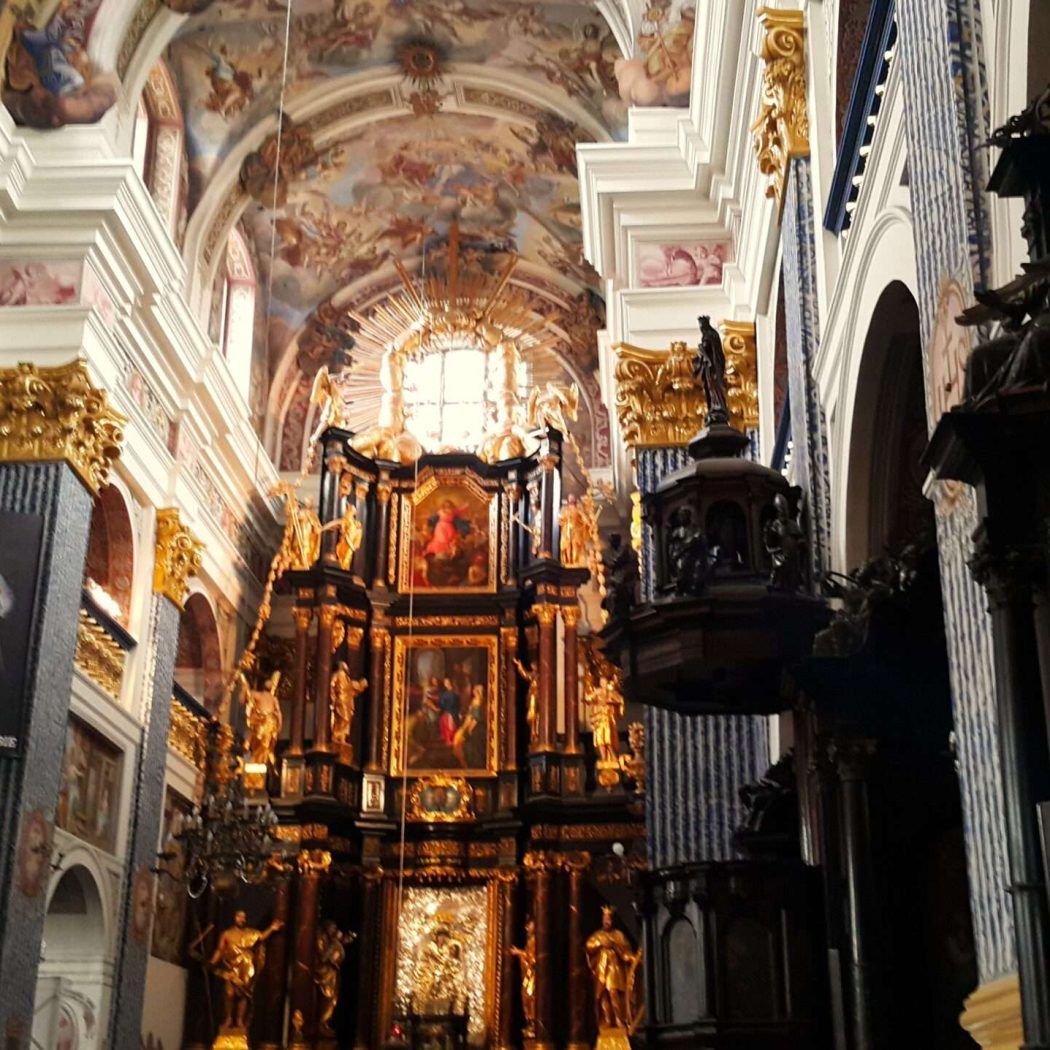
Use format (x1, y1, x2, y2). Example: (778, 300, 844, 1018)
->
(0, 360, 125, 1037)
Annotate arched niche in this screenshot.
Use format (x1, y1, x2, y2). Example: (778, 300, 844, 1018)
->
(844, 281, 933, 566)
(33, 864, 109, 1050)
(174, 591, 223, 711)
(139, 60, 187, 244)
(83, 484, 135, 628)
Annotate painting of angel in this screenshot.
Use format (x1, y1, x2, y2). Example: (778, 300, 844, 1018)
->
(638, 241, 729, 288)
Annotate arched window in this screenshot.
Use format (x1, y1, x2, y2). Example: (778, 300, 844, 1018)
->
(403, 345, 523, 451)
(83, 484, 135, 628)
(174, 592, 223, 711)
(211, 228, 257, 403)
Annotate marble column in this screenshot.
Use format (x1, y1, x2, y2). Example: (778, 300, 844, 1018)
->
(497, 873, 518, 1050)
(289, 850, 330, 1041)
(255, 876, 292, 1050)
(353, 869, 382, 1050)
(524, 852, 555, 1048)
(500, 627, 519, 770)
(535, 604, 557, 754)
(288, 595, 313, 756)
(0, 361, 124, 1041)
(564, 852, 590, 1050)
(109, 510, 203, 1050)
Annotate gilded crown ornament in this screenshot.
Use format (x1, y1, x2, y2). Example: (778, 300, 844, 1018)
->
(153, 508, 204, 609)
(0, 359, 126, 493)
(752, 7, 809, 214)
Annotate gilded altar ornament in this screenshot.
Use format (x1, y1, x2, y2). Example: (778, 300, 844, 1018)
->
(75, 608, 125, 697)
(168, 700, 207, 765)
(320, 501, 363, 570)
(586, 907, 644, 1045)
(408, 776, 475, 822)
(621, 722, 646, 797)
(526, 380, 579, 435)
(309, 362, 352, 442)
(413, 916, 467, 1010)
(613, 341, 702, 447)
(589, 675, 625, 790)
(316, 919, 357, 1036)
(509, 918, 538, 1037)
(273, 484, 322, 571)
(479, 339, 532, 463)
(350, 345, 423, 464)
(239, 670, 282, 767)
(153, 509, 204, 609)
(330, 662, 366, 753)
(629, 492, 643, 557)
(559, 493, 590, 567)
(0, 359, 126, 494)
(752, 7, 809, 215)
(720, 321, 759, 431)
(514, 657, 540, 743)
(208, 910, 284, 1038)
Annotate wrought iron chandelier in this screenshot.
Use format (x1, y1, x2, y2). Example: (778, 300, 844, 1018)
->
(163, 720, 281, 898)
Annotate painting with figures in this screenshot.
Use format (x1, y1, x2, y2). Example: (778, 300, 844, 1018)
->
(151, 789, 192, 965)
(400, 476, 497, 593)
(55, 717, 121, 853)
(392, 637, 497, 775)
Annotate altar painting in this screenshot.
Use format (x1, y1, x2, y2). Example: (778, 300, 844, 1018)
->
(391, 636, 498, 775)
(394, 884, 494, 1045)
(399, 476, 497, 594)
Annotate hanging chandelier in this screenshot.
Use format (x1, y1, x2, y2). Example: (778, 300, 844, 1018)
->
(163, 720, 282, 898)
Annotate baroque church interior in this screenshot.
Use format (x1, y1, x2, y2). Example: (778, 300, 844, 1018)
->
(1, 1, 1050, 1049)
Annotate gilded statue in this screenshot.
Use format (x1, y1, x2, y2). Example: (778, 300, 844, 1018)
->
(321, 502, 363, 571)
(559, 494, 589, 567)
(330, 662, 367, 751)
(208, 910, 284, 1032)
(513, 657, 539, 743)
(274, 485, 321, 572)
(585, 907, 643, 1037)
(309, 363, 352, 443)
(413, 919, 466, 1009)
(315, 919, 357, 1036)
(239, 670, 282, 767)
(526, 380, 579, 435)
(587, 674, 624, 786)
(509, 918, 537, 1037)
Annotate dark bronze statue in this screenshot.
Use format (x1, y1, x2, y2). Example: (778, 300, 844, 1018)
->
(763, 493, 806, 591)
(665, 505, 710, 596)
(693, 315, 730, 425)
(602, 533, 639, 622)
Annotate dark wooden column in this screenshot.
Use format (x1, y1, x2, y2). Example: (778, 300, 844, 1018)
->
(972, 548, 1050, 1042)
(255, 876, 292, 1050)
(525, 852, 555, 1048)
(830, 738, 879, 1050)
(289, 596, 313, 755)
(497, 872, 518, 1050)
(535, 604, 557, 753)
(366, 625, 388, 772)
(536, 431, 562, 561)
(353, 869, 383, 1050)
(313, 593, 337, 752)
(564, 852, 590, 1050)
(289, 851, 329, 1042)
(562, 606, 581, 755)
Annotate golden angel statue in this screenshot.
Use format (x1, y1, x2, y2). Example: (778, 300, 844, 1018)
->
(509, 918, 538, 1037)
(315, 919, 357, 1036)
(309, 364, 352, 443)
(208, 909, 284, 1031)
(588, 673, 625, 789)
(320, 502, 363, 571)
(585, 907, 643, 1038)
(513, 657, 539, 743)
(559, 493, 590, 567)
(330, 662, 367, 750)
(526, 381, 579, 435)
(239, 670, 282, 767)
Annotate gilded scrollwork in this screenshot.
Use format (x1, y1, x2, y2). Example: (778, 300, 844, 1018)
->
(75, 610, 125, 697)
(752, 8, 810, 214)
(613, 341, 702, 448)
(153, 508, 203, 609)
(0, 359, 126, 494)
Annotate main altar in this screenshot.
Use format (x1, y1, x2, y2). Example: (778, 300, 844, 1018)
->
(177, 294, 646, 1049)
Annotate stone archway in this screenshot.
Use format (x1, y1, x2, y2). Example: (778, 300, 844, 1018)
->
(175, 592, 223, 711)
(83, 485, 135, 628)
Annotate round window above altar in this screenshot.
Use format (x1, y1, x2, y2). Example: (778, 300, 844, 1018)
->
(403, 345, 525, 452)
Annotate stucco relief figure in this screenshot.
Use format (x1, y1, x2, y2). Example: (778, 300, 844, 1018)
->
(585, 907, 643, 1034)
(693, 315, 729, 425)
(315, 919, 356, 1036)
(240, 670, 282, 767)
(330, 662, 366, 751)
(509, 918, 538, 1036)
(413, 921, 466, 1009)
(209, 910, 284, 1031)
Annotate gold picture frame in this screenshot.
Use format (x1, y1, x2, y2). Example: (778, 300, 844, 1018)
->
(407, 776, 475, 822)
(397, 469, 499, 594)
(390, 634, 499, 776)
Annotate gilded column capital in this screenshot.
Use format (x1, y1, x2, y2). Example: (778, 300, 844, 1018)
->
(561, 606, 580, 628)
(720, 321, 759, 431)
(523, 849, 558, 873)
(533, 603, 558, 627)
(0, 359, 126, 493)
(153, 508, 203, 610)
(753, 7, 810, 214)
(613, 341, 700, 448)
(297, 848, 333, 875)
